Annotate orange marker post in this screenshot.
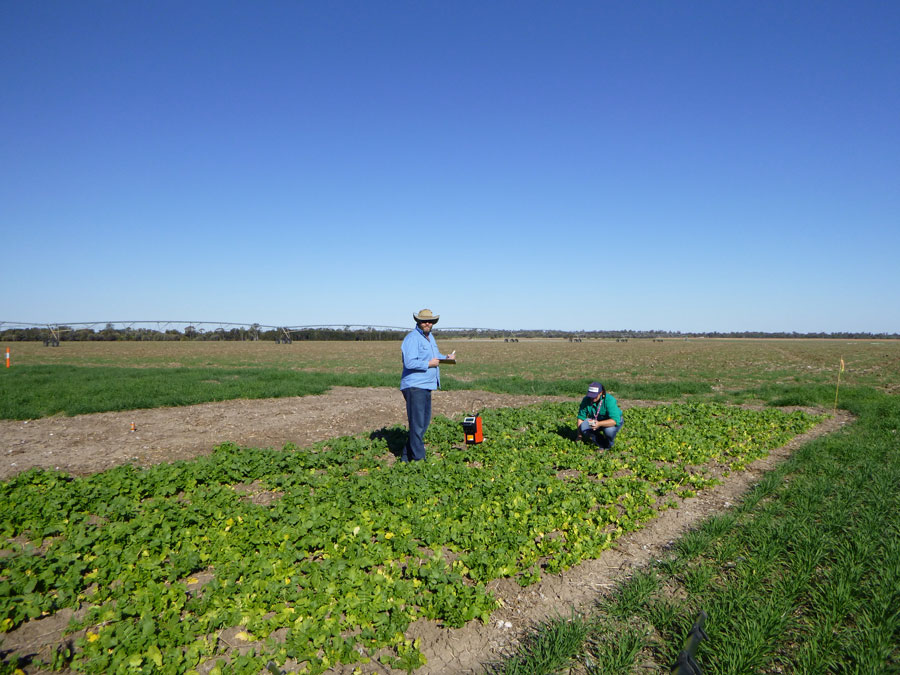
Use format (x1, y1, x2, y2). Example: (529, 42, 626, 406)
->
(5, 348, 9, 368)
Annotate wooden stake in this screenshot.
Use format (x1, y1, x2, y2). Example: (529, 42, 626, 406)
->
(833, 357, 844, 415)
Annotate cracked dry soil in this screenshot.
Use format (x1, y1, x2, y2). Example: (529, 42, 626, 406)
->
(0, 388, 850, 674)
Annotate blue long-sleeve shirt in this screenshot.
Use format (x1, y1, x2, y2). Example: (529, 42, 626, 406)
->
(400, 326, 446, 390)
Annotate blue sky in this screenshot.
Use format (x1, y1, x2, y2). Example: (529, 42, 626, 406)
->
(2, 1, 898, 333)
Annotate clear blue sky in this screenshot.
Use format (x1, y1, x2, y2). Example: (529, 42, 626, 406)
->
(2, 1, 898, 333)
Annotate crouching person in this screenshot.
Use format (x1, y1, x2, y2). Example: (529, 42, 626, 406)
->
(576, 381, 623, 449)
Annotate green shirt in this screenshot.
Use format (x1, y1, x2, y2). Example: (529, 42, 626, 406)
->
(577, 393, 623, 425)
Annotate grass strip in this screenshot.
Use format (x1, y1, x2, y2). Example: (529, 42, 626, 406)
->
(445, 376, 711, 401)
(0, 365, 399, 419)
(0, 366, 713, 420)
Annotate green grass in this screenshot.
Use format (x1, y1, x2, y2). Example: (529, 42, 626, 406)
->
(0, 365, 401, 419)
(488, 387, 900, 673)
(450, 376, 711, 401)
(485, 612, 591, 674)
(0, 365, 718, 420)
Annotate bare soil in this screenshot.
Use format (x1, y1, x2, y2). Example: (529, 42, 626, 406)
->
(0, 388, 579, 480)
(0, 389, 851, 674)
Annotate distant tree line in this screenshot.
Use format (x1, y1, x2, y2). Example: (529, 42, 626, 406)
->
(471, 329, 899, 340)
(1, 324, 897, 342)
(0, 324, 409, 342)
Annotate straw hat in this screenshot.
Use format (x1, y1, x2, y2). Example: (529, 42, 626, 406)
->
(413, 309, 440, 324)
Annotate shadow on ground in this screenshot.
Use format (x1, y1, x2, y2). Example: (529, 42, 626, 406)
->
(369, 426, 407, 458)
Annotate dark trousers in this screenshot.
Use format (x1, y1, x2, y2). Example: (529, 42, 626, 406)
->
(579, 419, 623, 449)
(402, 387, 432, 461)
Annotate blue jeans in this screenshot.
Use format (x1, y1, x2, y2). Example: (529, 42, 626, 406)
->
(402, 387, 432, 461)
(579, 419, 622, 449)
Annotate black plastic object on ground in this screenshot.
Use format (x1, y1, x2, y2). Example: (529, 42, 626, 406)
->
(671, 610, 708, 674)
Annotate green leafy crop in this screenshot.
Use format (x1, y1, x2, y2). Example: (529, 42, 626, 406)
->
(0, 403, 821, 673)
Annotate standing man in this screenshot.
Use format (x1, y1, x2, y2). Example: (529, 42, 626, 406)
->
(400, 309, 455, 462)
(576, 381, 624, 449)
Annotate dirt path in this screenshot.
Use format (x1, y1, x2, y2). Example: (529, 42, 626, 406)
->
(0, 390, 851, 674)
(0, 388, 575, 480)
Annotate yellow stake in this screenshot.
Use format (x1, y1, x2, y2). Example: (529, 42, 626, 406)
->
(833, 356, 845, 415)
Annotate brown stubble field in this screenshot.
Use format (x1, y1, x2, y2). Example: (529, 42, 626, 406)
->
(7, 337, 900, 395)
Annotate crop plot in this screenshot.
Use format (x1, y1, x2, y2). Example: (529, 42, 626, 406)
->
(0, 402, 822, 674)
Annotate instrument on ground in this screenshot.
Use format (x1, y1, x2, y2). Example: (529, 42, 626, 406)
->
(462, 415, 483, 444)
